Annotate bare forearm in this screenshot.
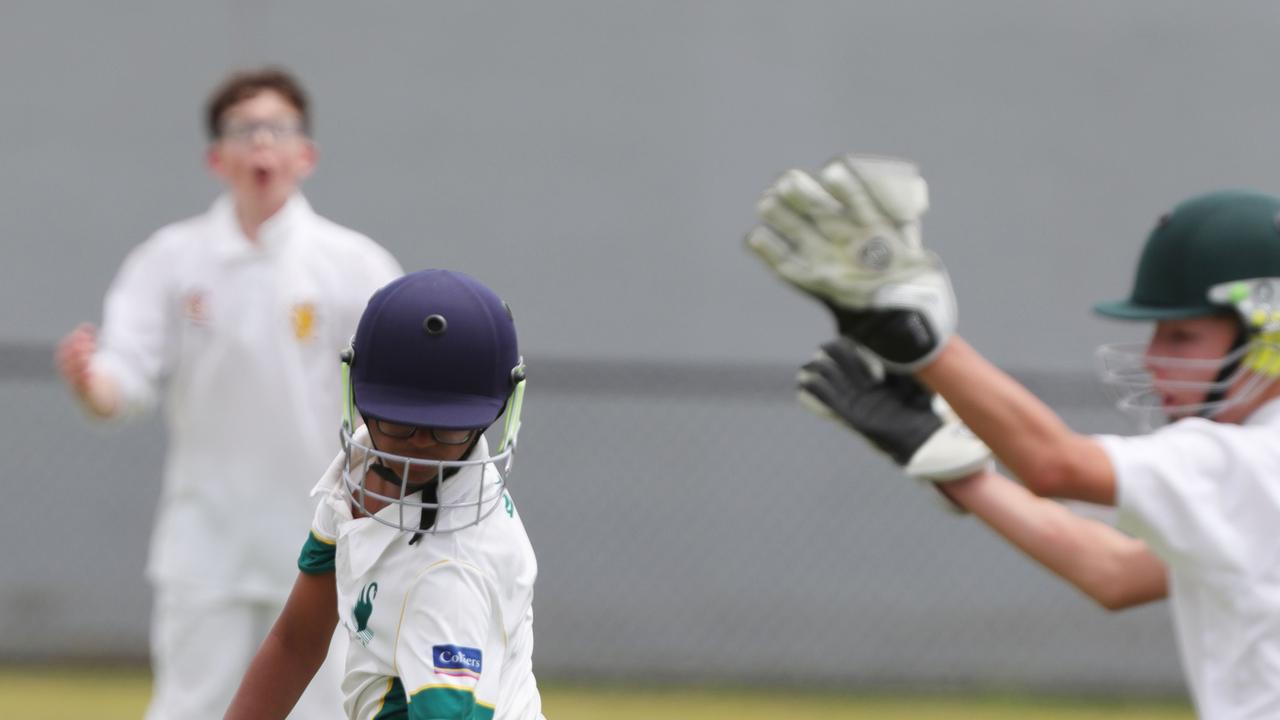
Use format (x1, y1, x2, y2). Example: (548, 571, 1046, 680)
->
(919, 338, 1113, 503)
(225, 572, 339, 719)
(941, 469, 1167, 610)
(919, 338, 1069, 474)
(224, 627, 330, 719)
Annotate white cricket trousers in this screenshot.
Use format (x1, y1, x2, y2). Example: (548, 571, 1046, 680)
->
(144, 587, 347, 720)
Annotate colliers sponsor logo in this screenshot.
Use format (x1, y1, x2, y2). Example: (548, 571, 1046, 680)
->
(433, 644, 482, 679)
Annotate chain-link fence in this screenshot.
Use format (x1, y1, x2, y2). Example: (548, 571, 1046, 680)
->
(1, 349, 1184, 696)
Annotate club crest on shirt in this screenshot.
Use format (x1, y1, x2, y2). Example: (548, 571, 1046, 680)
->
(433, 644, 482, 680)
(352, 582, 377, 646)
(183, 290, 209, 326)
(291, 302, 317, 342)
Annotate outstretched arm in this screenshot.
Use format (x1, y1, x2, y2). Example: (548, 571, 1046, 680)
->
(940, 468, 1167, 610)
(224, 571, 339, 719)
(794, 337, 1165, 611)
(745, 155, 1117, 504)
(918, 338, 1117, 505)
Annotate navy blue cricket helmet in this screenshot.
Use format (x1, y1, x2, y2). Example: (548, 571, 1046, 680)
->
(339, 269, 528, 535)
(349, 269, 523, 430)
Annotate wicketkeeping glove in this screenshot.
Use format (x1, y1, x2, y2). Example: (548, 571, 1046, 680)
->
(798, 337, 990, 500)
(748, 154, 956, 371)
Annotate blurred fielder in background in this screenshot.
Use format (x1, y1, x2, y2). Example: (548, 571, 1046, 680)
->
(53, 67, 402, 719)
(225, 269, 542, 720)
(748, 156, 1280, 719)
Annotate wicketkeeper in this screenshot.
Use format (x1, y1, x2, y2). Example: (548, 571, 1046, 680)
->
(749, 155, 1280, 718)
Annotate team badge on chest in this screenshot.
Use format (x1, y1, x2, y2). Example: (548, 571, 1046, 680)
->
(183, 290, 210, 327)
(352, 581, 378, 646)
(291, 301, 318, 342)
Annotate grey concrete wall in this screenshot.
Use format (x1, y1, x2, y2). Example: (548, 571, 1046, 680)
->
(15, 0, 1280, 367)
(6, 0, 1279, 696)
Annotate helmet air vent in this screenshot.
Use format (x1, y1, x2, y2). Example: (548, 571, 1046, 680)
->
(423, 314, 448, 336)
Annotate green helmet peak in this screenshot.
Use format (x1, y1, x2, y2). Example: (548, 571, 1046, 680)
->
(1094, 190, 1280, 320)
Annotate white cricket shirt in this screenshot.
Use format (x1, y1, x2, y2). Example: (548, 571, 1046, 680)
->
(300, 433, 544, 720)
(1096, 397, 1280, 719)
(93, 194, 402, 600)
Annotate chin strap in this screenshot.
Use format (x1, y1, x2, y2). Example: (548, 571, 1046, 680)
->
(406, 481, 440, 547)
(362, 465, 455, 547)
(364, 462, 437, 546)
(364, 435, 480, 547)
(1199, 320, 1248, 417)
(406, 455, 476, 546)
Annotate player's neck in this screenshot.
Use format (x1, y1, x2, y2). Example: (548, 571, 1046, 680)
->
(351, 475, 436, 518)
(233, 195, 289, 244)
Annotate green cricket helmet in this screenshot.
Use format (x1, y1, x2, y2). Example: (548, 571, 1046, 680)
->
(1095, 191, 1280, 426)
(1095, 191, 1280, 320)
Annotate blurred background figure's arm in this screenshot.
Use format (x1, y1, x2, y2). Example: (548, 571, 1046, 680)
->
(55, 235, 175, 422)
(54, 323, 121, 419)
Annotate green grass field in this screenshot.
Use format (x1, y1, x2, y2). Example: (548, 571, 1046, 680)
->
(0, 667, 1194, 719)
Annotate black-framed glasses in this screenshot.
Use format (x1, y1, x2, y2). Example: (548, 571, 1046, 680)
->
(371, 419, 477, 446)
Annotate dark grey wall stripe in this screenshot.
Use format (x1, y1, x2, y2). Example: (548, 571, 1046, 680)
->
(2, 342, 1111, 407)
(1, 342, 59, 383)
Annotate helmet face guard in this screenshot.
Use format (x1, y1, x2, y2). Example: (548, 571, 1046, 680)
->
(1095, 340, 1276, 428)
(338, 413, 521, 534)
(337, 269, 527, 534)
(1096, 278, 1280, 428)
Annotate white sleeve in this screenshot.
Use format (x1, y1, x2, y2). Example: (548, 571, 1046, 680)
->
(1095, 420, 1234, 568)
(1060, 500, 1120, 527)
(397, 561, 495, 720)
(365, 241, 404, 285)
(335, 238, 403, 347)
(345, 234, 402, 293)
(310, 450, 347, 541)
(93, 233, 175, 416)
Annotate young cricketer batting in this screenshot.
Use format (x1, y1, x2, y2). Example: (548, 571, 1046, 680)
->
(225, 269, 543, 720)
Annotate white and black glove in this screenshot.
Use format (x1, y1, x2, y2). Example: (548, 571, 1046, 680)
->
(798, 338, 990, 509)
(748, 154, 956, 372)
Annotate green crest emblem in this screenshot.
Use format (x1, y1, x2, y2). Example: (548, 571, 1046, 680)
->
(353, 582, 378, 645)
